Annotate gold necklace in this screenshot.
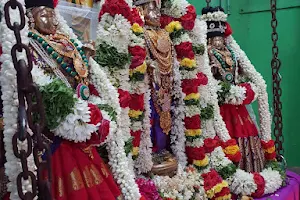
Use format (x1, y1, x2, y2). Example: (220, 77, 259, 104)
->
(31, 30, 89, 79)
(145, 29, 173, 74)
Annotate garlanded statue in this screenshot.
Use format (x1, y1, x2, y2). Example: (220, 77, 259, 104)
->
(0, 0, 144, 198)
(133, 0, 179, 175)
(198, 5, 285, 198)
(203, 6, 265, 172)
(25, 0, 123, 199)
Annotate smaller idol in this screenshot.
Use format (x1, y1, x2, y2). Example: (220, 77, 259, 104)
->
(134, 0, 178, 176)
(203, 6, 265, 172)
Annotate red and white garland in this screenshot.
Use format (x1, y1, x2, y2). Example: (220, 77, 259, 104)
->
(128, 7, 153, 173)
(160, 1, 232, 199)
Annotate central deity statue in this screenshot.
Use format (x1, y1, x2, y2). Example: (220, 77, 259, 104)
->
(134, 0, 178, 175)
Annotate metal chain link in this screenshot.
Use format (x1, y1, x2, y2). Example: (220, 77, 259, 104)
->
(4, 0, 52, 199)
(206, 0, 211, 7)
(270, 0, 284, 160)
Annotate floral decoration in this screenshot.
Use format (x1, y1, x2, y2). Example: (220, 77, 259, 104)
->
(0, 1, 37, 199)
(128, 7, 153, 173)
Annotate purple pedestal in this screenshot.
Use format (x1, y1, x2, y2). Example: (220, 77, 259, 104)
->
(255, 171, 300, 200)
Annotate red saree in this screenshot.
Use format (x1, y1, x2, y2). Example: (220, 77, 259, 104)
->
(49, 139, 121, 200)
(220, 103, 265, 172)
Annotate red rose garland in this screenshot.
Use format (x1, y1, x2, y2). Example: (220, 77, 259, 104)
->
(99, 0, 132, 21)
(261, 139, 277, 161)
(128, 8, 148, 158)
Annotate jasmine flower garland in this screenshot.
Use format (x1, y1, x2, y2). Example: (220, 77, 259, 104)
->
(0, 1, 37, 199)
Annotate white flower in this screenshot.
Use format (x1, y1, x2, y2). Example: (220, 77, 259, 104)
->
(97, 13, 131, 54)
(200, 11, 227, 22)
(260, 168, 282, 194)
(32, 65, 53, 86)
(53, 98, 99, 142)
(224, 84, 246, 105)
(229, 169, 257, 195)
(162, 0, 189, 18)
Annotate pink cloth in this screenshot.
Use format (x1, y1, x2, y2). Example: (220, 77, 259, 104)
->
(255, 171, 300, 200)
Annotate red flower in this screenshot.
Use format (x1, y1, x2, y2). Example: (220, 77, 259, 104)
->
(202, 170, 223, 191)
(129, 46, 146, 57)
(224, 22, 233, 37)
(186, 5, 196, 15)
(98, 0, 132, 21)
(160, 15, 174, 28)
(213, 187, 231, 199)
(174, 42, 194, 59)
(181, 81, 198, 95)
(88, 104, 103, 125)
(129, 46, 147, 69)
(197, 72, 208, 85)
(118, 89, 131, 108)
(88, 84, 100, 97)
(251, 172, 265, 198)
(265, 151, 276, 160)
(131, 130, 142, 147)
(261, 140, 275, 149)
(179, 5, 196, 31)
(130, 94, 144, 111)
(185, 146, 205, 161)
(130, 56, 145, 69)
(53, 0, 58, 8)
(204, 138, 219, 153)
(181, 73, 208, 95)
(184, 115, 201, 129)
(221, 139, 237, 148)
(99, 119, 110, 143)
(226, 151, 242, 163)
(131, 8, 144, 26)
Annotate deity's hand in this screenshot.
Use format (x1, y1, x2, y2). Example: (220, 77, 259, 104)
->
(82, 41, 96, 60)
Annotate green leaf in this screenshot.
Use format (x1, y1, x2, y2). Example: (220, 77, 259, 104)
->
(94, 43, 131, 69)
(218, 163, 237, 179)
(97, 104, 117, 122)
(200, 104, 214, 120)
(40, 79, 76, 130)
(193, 44, 205, 55)
(217, 81, 231, 105)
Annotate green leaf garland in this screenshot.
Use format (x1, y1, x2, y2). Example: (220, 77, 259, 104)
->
(95, 43, 131, 69)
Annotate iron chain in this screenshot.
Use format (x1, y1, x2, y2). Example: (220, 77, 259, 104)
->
(270, 0, 284, 160)
(205, 0, 211, 7)
(4, 0, 52, 199)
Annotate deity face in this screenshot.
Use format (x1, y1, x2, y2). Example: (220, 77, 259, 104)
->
(32, 7, 58, 35)
(143, 1, 161, 27)
(210, 36, 225, 50)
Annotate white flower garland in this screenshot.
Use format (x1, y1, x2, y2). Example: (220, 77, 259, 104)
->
(97, 13, 131, 54)
(200, 11, 228, 22)
(89, 60, 141, 199)
(134, 75, 153, 173)
(189, 19, 231, 142)
(222, 83, 246, 105)
(226, 36, 272, 142)
(53, 97, 99, 142)
(161, 0, 189, 18)
(0, 0, 37, 199)
(171, 58, 187, 167)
